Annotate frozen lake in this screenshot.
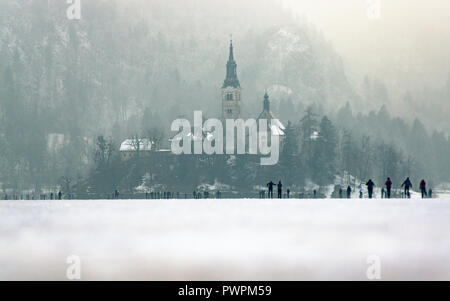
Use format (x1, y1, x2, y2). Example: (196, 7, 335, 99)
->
(1, 199, 449, 280)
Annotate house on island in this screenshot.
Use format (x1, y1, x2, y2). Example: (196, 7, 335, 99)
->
(119, 138, 153, 161)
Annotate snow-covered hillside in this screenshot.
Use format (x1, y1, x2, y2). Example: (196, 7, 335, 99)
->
(1, 199, 449, 280)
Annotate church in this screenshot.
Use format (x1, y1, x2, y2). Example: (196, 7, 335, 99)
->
(221, 39, 285, 140)
(120, 39, 285, 160)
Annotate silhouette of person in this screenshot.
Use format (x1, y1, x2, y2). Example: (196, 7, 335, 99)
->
(277, 181, 283, 199)
(339, 187, 343, 198)
(420, 179, 427, 198)
(267, 181, 275, 198)
(346, 186, 351, 198)
(401, 177, 412, 198)
(366, 179, 375, 199)
(385, 177, 392, 199)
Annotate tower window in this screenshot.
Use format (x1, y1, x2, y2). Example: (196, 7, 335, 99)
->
(227, 109, 233, 115)
(226, 93, 233, 101)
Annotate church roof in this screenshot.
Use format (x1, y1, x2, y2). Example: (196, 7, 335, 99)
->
(256, 109, 277, 122)
(120, 139, 153, 151)
(256, 92, 285, 136)
(169, 126, 214, 142)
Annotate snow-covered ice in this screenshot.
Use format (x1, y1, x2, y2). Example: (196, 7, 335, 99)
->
(1, 199, 449, 280)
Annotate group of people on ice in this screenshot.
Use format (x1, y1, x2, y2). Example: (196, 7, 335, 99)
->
(339, 177, 432, 199)
(398, 177, 431, 198)
(266, 181, 284, 199)
(264, 181, 297, 199)
(265, 177, 433, 199)
(264, 180, 317, 199)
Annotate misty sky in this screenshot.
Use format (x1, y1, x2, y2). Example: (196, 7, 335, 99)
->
(283, 0, 450, 93)
(122, 0, 449, 95)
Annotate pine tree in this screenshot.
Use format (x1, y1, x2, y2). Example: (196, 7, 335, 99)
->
(279, 121, 302, 187)
(313, 116, 337, 184)
(375, 142, 400, 185)
(357, 135, 373, 182)
(341, 130, 358, 181)
(299, 106, 318, 177)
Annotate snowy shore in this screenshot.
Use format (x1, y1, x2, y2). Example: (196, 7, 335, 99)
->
(1, 199, 449, 280)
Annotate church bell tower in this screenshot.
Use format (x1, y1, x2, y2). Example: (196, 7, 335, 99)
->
(222, 39, 242, 120)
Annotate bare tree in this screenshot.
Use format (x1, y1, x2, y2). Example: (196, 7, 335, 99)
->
(357, 135, 372, 184)
(129, 134, 142, 156)
(146, 127, 165, 150)
(60, 176, 72, 193)
(94, 136, 114, 168)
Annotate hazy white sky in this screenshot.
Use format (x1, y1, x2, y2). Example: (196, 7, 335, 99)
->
(125, 0, 449, 95)
(282, 0, 450, 91)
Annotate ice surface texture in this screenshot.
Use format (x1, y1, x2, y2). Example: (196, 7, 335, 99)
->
(0, 199, 449, 280)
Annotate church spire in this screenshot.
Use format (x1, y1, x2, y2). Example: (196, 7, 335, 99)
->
(229, 38, 234, 61)
(223, 38, 240, 88)
(263, 91, 270, 111)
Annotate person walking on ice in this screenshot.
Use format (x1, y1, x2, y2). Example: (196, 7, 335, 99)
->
(267, 181, 275, 198)
(385, 177, 392, 199)
(277, 181, 283, 199)
(346, 186, 351, 198)
(420, 179, 427, 198)
(401, 177, 412, 198)
(366, 179, 375, 199)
